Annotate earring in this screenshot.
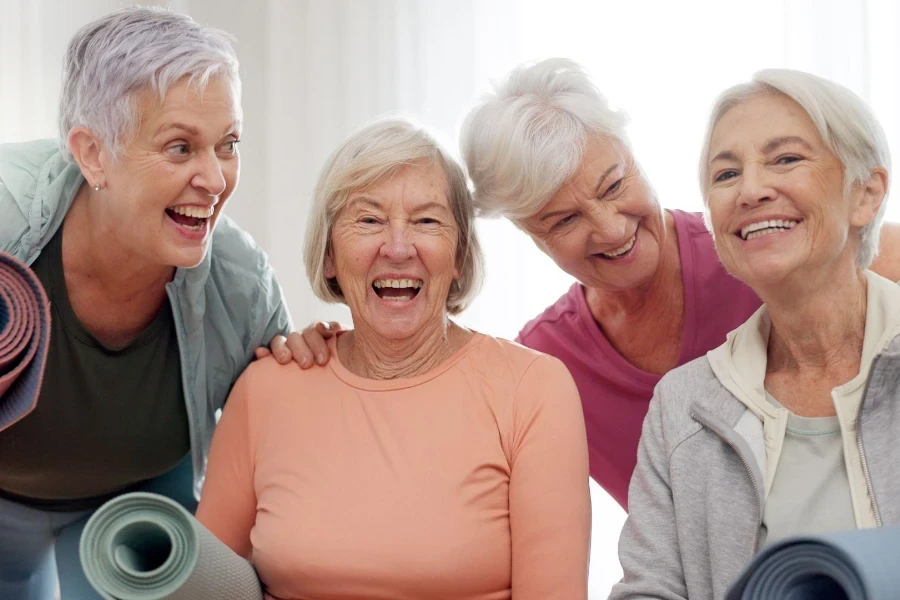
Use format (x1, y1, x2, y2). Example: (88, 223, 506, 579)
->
(93, 183, 101, 191)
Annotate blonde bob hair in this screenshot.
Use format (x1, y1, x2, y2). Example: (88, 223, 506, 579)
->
(303, 118, 485, 315)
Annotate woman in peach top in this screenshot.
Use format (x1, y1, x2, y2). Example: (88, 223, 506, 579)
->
(196, 119, 591, 599)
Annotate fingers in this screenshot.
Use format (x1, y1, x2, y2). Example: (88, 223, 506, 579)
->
(302, 324, 334, 365)
(254, 347, 271, 360)
(283, 331, 316, 368)
(267, 335, 293, 365)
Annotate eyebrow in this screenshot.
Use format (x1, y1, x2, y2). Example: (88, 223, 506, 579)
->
(157, 122, 201, 136)
(539, 164, 620, 223)
(710, 136, 814, 164)
(346, 197, 449, 213)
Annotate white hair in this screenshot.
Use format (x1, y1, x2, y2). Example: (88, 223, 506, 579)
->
(304, 118, 485, 315)
(59, 6, 240, 162)
(699, 69, 891, 268)
(460, 58, 630, 221)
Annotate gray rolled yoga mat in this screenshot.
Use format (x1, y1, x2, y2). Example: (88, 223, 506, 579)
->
(726, 526, 900, 600)
(80, 492, 264, 600)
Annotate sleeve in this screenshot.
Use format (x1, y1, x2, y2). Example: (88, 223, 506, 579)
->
(608, 387, 687, 600)
(195, 369, 258, 559)
(254, 270, 294, 348)
(508, 355, 591, 600)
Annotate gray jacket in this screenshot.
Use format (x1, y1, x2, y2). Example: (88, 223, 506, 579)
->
(610, 316, 900, 599)
(0, 139, 293, 500)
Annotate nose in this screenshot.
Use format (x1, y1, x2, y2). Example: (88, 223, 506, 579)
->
(737, 163, 775, 208)
(192, 149, 228, 197)
(586, 204, 628, 245)
(379, 222, 417, 262)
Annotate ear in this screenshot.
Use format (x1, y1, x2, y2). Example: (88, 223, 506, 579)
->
(850, 166, 889, 228)
(324, 251, 337, 279)
(68, 127, 108, 189)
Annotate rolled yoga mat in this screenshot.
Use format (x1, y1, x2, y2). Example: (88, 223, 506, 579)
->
(0, 251, 51, 432)
(80, 492, 264, 600)
(726, 526, 900, 600)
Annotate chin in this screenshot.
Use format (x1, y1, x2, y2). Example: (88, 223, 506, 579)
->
(166, 247, 210, 269)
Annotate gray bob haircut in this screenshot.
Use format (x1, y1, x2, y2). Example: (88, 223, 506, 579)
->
(59, 6, 240, 162)
(303, 118, 485, 315)
(699, 68, 892, 269)
(460, 58, 630, 221)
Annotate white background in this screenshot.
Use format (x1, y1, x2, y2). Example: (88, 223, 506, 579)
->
(3, 1, 898, 596)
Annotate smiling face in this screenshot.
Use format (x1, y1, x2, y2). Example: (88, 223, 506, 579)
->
(705, 93, 878, 292)
(97, 75, 242, 268)
(520, 136, 667, 292)
(325, 162, 460, 341)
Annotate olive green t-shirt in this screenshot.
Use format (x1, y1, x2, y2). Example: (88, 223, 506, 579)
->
(0, 227, 190, 511)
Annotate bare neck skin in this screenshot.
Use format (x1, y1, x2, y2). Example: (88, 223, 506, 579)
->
(763, 265, 867, 417)
(338, 316, 473, 380)
(62, 184, 175, 348)
(584, 211, 684, 375)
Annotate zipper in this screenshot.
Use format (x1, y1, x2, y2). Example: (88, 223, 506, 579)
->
(166, 282, 203, 501)
(691, 410, 763, 555)
(856, 357, 883, 527)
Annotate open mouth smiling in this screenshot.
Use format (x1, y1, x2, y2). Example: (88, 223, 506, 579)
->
(165, 205, 214, 232)
(737, 219, 801, 241)
(372, 278, 423, 302)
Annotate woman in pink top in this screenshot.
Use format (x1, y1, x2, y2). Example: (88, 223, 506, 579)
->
(196, 119, 591, 599)
(291, 59, 900, 510)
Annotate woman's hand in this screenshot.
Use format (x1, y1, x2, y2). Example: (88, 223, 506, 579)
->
(254, 322, 344, 368)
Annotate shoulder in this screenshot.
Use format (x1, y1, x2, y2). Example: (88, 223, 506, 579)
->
(204, 215, 286, 321)
(650, 355, 742, 450)
(517, 283, 583, 347)
(0, 140, 76, 258)
(228, 356, 334, 412)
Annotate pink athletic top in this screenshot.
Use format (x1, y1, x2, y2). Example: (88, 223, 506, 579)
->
(517, 210, 762, 510)
(197, 333, 591, 600)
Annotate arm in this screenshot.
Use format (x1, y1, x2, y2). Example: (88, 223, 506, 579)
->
(871, 222, 900, 282)
(608, 389, 687, 600)
(196, 370, 258, 559)
(509, 355, 591, 600)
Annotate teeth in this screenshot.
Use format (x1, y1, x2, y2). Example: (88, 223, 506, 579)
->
(373, 278, 423, 289)
(601, 234, 636, 258)
(170, 205, 214, 219)
(383, 295, 412, 302)
(740, 219, 799, 240)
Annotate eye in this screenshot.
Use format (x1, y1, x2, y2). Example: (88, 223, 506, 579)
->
(775, 155, 801, 165)
(603, 179, 622, 196)
(417, 217, 440, 225)
(714, 170, 738, 183)
(553, 214, 578, 229)
(166, 143, 190, 157)
(359, 216, 380, 225)
(221, 139, 241, 155)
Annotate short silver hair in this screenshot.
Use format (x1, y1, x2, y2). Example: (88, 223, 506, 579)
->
(304, 118, 485, 315)
(59, 6, 240, 162)
(460, 58, 630, 221)
(699, 69, 891, 268)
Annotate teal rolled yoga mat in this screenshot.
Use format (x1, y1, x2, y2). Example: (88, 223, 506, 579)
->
(80, 492, 264, 600)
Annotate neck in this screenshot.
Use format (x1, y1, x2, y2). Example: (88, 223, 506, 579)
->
(340, 316, 469, 380)
(64, 183, 174, 302)
(763, 264, 867, 373)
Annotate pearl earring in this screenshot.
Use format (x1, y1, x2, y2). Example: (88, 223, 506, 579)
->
(93, 183, 101, 191)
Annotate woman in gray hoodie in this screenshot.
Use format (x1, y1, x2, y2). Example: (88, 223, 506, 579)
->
(611, 69, 900, 600)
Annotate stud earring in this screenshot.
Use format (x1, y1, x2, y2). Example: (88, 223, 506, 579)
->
(93, 183, 101, 191)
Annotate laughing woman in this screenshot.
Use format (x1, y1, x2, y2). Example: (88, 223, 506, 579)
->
(612, 70, 900, 600)
(0, 7, 301, 599)
(196, 119, 591, 600)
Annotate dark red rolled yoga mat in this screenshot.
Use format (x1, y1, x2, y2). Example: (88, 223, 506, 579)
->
(0, 251, 50, 432)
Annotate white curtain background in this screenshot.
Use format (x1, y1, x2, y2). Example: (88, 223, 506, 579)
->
(3, 1, 899, 596)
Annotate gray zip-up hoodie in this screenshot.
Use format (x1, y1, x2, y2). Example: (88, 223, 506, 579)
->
(610, 272, 900, 600)
(0, 139, 293, 501)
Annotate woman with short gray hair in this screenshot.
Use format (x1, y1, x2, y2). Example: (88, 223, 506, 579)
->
(0, 7, 302, 598)
(612, 69, 900, 600)
(196, 118, 591, 599)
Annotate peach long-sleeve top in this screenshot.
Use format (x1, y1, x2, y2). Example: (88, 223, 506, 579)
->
(196, 332, 591, 600)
